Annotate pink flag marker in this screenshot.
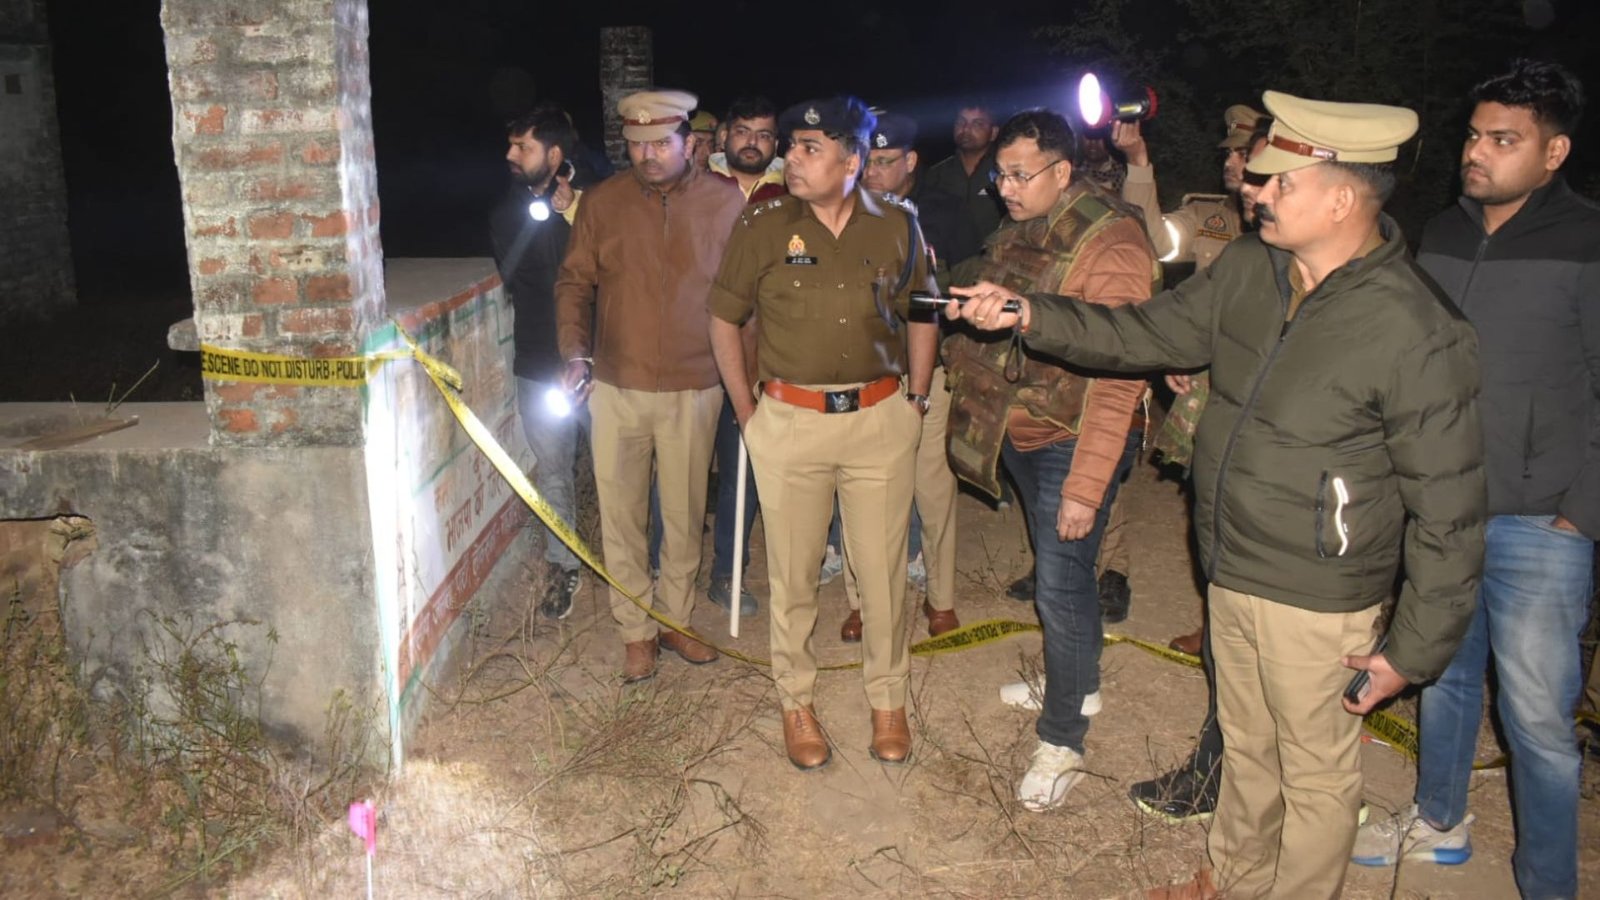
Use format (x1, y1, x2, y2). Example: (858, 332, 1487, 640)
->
(348, 800, 377, 898)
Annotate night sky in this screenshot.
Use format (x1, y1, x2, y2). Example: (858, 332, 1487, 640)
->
(43, 0, 1600, 303)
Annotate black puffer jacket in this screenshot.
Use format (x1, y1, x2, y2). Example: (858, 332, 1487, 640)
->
(1022, 218, 1486, 682)
(1417, 176, 1600, 539)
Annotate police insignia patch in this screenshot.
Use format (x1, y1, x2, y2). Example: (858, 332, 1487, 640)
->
(874, 133, 888, 148)
(1203, 214, 1227, 232)
(804, 107, 820, 125)
(635, 111, 651, 124)
(785, 233, 816, 265)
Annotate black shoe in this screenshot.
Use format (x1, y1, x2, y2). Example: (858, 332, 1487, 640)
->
(540, 568, 579, 620)
(1006, 571, 1034, 602)
(1099, 569, 1131, 624)
(1129, 755, 1219, 824)
(708, 576, 758, 617)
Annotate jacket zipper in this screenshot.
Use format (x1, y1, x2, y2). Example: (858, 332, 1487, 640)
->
(1456, 231, 1490, 313)
(660, 190, 670, 392)
(1207, 262, 1319, 580)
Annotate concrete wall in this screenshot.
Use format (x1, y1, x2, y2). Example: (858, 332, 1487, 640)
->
(0, 259, 534, 767)
(0, 0, 76, 317)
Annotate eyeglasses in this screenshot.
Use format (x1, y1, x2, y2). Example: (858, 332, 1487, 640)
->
(989, 159, 1064, 187)
(730, 125, 776, 143)
(866, 153, 906, 169)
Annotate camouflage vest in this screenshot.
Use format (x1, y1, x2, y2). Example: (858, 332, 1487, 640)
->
(944, 186, 1160, 498)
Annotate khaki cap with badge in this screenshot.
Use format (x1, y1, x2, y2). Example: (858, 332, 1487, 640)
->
(619, 89, 698, 142)
(1218, 104, 1267, 149)
(1247, 90, 1419, 175)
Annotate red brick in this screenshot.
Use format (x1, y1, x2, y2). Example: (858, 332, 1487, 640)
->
(253, 277, 298, 305)
(266, 384, 303, 401)
(184, 104, 227, 136)
(194, 141, 283, 170)
(303, 211, 347, 237)
(217, 408, 259, 433)
(304, 274, 351, 301)
(299, 140, 340, 166)
(247, 212, 296, 240)
(246, 177, 320, 201)
(197, 257, 227, 276)
(193, 216, 238, 238)
(281, 307, 355, 335)
(241, 313, 265, 338)
(239, 107, 337, 134)
(213, 382, 265, 403)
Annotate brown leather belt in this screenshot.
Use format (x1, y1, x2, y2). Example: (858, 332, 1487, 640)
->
(762, 375, 900, 413)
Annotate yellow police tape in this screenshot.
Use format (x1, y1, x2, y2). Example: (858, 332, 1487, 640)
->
(204, 329, 1594, 772)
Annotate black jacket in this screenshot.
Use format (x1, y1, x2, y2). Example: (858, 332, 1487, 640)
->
(490, 184, 572, 382)
(1417, 176, 1600, 538)
(1022, 220, 1485, 681)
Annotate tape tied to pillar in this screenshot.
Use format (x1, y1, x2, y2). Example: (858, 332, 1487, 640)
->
(216, 327, 1537, 774)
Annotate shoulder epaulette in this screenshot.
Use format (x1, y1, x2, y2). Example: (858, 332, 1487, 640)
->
(1179, 193, 1230, 206)
(879, 192, 919, 215)
(739, 194, 795, 227)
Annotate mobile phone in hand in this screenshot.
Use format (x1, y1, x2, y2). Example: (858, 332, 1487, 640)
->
(1343, 633, 1389, 705)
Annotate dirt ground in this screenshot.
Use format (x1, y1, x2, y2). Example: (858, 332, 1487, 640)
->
(5, 446, 1597, 897)
(233, 456, 1597, 898)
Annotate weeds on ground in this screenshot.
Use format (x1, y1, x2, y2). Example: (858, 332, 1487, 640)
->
(0, 579, 89, 810)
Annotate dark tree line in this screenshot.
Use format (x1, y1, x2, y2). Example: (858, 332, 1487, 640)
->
(1041, 0, 1599, 238)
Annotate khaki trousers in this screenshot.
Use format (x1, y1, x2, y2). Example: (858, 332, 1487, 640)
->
(845, 367, 959, 613)
(1207, 584, 1380, 900)
(746, 387, 921, 710)
(588, 382, 721, 643)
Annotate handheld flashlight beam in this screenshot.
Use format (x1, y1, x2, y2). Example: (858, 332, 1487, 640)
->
(543, 373, 591, 418)
(1077, 73, 1159, 129)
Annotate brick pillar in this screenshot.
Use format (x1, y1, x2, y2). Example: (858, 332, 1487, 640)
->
(161, 0, 384, 447)
(598, 25, 652, 170)
(0, 0, 76, 317)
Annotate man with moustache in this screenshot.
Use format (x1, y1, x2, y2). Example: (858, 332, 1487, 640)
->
(490, 104, 584, 620)
(1353, 59, 1597, 900)
(709, 97, 937, 771)
(703, 94, 788, 619)
(942, 108, 1158, 811)
(947, 92, 1484, 900)
(556, 89, 745, 683)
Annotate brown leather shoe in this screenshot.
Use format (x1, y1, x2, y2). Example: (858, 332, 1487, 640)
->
(622, 639, 658, 683)
(868, 707, 912, 763)
(839, 609, 863, 643)
(782, 705, 830, 770)
(1143, 868, 1217, 900)
(923, 601, 960, 636)
(1167, 628, 1203, 656)
(659, 629, 718, 665)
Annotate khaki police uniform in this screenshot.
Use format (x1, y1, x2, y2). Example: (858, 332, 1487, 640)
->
(709, 187, 934, 711)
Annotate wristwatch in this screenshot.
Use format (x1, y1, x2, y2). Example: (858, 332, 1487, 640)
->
(906, 393, 931, 414)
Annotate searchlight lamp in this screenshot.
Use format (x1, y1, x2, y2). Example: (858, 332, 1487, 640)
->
(1077, 72, 1159, 129)
(543, 373, 591, 418)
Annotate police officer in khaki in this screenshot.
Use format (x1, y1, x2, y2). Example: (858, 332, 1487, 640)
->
(1119, 104, 1265, 269)
(556, 89, 745, 682)
(948, 93, 1484, 900)
(709, 97, 938, 771)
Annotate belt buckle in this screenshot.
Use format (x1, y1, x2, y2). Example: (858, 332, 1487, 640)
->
(822, 388, 860, 413)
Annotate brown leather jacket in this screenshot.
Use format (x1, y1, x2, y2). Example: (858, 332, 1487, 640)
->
(555, 165, 745, 391)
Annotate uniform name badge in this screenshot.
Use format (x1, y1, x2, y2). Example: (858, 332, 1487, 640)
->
(785, 234, 817, 265)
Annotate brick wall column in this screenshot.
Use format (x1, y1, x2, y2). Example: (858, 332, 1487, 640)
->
(0, 0, 76, 317)
(162, 0, 383, 447)
(598, 26, 652, 170)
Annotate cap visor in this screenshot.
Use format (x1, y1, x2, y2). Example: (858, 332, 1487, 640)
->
(1217, 134, 1252, 150)
(1245, 143, 1320, 175)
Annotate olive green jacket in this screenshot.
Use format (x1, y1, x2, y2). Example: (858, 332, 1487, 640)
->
(1022, 218, 1485, 682)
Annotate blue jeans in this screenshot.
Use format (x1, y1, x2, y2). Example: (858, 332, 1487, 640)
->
(711, 393, 760, 580)
(827, 498, 922, 559)
(1003, 429, 1140, 752)
(1416, 514, 1593, 900)
(516, 377, 584, 572)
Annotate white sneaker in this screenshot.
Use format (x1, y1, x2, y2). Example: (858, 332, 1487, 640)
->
(907, 552, 927, 591)
(1350, 804, 1474, 867)
(999, 678, 1100, 716)
(1017, 741, 1085, 811)
(818, 545, 844, 585)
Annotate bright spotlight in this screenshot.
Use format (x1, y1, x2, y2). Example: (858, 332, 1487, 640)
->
(1076, 73, 1159, 129)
